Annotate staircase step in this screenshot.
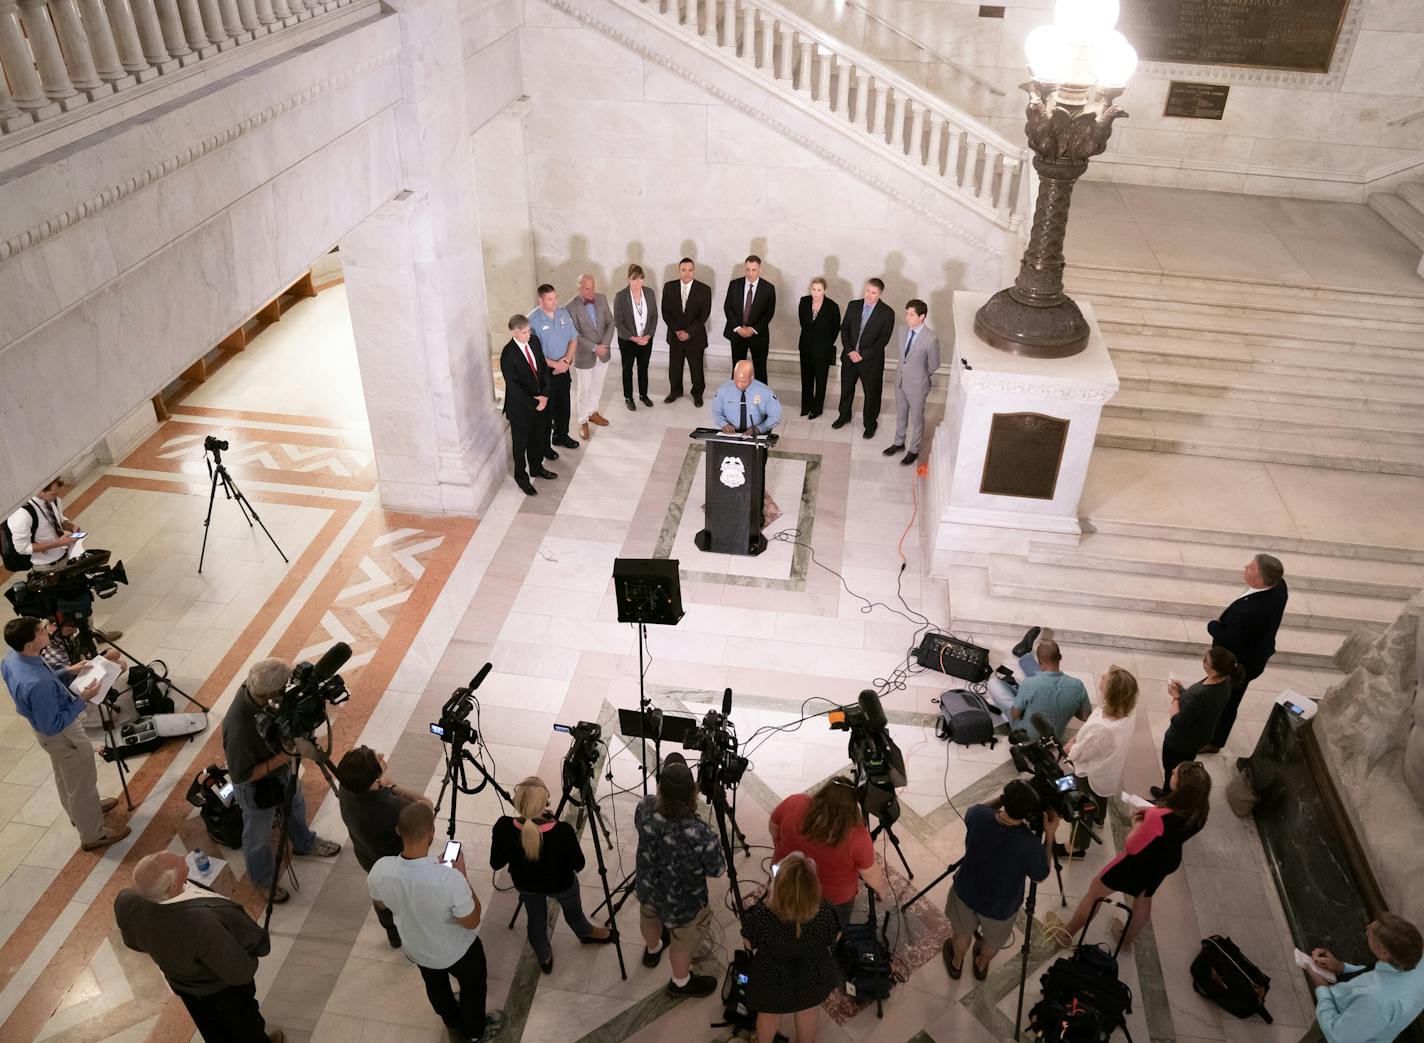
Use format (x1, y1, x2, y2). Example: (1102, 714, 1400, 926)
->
(1069, 263, 1424, 310)
(1107, 332, 1424, 385)
(1025, 533, 1424, 600)
(948, 567, 1342, 668)
(1367, 193, 1424, 253)
(986, 557, 1400, 632)
(1115, 360, 1424, 416)
(1095, 302, 1424, 352)
(1104, 392, 1424, 447)
(1399, 181, 1424, 216)
(1096, 415, 1424, 477)
(1085, 516, 1424, 566)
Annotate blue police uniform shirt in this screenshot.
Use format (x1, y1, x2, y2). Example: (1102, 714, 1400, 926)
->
(1, 650, 86, 737)
(710, 379, 782, 434)
(527, 306, 577, 361)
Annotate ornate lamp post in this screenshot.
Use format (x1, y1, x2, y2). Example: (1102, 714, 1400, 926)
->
(974, 0, 1137, 359)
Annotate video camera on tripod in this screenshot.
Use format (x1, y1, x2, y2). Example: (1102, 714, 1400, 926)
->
(828, 690, 907, 825)
(1008, 726, 1100, 842)
(554, 720, 602, 794)
(258, 641, 352, 753)
(430, 663, 490, 747)
(683, 690, 749, 797)
(4, 549, 128, 641)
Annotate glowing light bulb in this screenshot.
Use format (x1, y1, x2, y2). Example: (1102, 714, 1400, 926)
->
(1025, 24, 1067, 81)
(1092, 29, 1137, 87)
(1054, 0, 1120, 43)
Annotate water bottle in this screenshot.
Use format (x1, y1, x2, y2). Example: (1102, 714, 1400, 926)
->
(193, 848, 211, 874)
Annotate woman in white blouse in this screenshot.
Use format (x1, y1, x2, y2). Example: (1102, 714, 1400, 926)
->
(613, 263, 660, 411)
(1058, 665, 1139, 858)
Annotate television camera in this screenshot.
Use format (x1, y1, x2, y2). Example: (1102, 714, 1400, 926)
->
(554, 719, 602, 793)
(258, 641, 352, 753)
(4, 549, 128, 653)
(829, 689, 907, 828)
(682, 689, 749, 798)
(1008, 725, 1100, 843)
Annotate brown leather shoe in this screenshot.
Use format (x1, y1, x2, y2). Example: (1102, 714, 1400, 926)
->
(580, 422, 591, 439)
(589, 412, 609, 427)
(81, 826, 131, 851)
(100, 796, 120, 813)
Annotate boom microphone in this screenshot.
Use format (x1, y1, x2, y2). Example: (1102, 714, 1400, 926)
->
(857, 689, 888, 729)
(722, 687, 733, 717)
(311, 642, 352, 684)
(468, 662, 493, 691)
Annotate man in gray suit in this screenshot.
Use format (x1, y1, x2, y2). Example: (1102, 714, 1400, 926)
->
(568, 274, 617, 439)
(883, 299, 940, 466)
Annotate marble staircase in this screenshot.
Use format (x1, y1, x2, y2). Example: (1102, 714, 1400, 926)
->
(1368, 181, 1424, 253)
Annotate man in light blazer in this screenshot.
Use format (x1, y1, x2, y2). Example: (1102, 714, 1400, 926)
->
(833, 277, 896, 438)
(883, 299, 940, 466)
(662, 257, 713, 406)
(722, 255, 776, 385)
(568, 274, 617, 439)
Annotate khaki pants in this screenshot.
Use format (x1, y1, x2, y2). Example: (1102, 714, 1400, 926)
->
(34, 717, 104, 845)
(576, 358, 611, 423)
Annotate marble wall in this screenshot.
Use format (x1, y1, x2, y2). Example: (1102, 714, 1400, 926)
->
(474, 1, 1012, 365)
(775, 0, 1424, 200)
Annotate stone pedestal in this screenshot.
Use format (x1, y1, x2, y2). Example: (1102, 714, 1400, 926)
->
(928, 291, 1118, 571)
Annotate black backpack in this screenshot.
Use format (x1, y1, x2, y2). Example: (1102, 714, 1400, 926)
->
(1191, 935, 1272, 1023)
(713, 948, 757, 1032)
(838, 919, 894, 1001)
(936, 689, 997, 748)
(185, 765, 245, 850)
(0, 503, 37, 573)
(1027, 994, 1113, 1042)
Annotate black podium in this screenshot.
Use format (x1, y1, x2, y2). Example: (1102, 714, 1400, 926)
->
(694, 433, 768, 556)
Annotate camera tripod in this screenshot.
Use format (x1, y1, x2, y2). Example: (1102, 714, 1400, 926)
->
(199, 442, 287, 574)
(261, 745, 341, 932)
(432, 724, 513, 840)
(505, 764, 628, 980)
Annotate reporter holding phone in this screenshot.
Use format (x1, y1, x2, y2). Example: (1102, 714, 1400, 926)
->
(490, 776, 613, 975)
(368, 803, 504, 1043)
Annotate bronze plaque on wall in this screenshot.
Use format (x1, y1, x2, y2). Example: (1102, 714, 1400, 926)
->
(1119, 0, 1349, 73)
(980, 413, 1069, 500)
(1164, 81, 1230, 119)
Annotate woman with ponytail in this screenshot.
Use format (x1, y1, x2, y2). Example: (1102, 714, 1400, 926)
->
(741, 852, 841, 1043)
(490, 776, 612, 974)
(1151, 646, 1242, 799)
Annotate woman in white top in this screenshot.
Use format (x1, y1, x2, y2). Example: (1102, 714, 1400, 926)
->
(1058, 665, 1139, 858)
(613, 263, 660, 411)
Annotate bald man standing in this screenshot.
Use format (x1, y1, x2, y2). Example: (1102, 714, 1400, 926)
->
(115, 851, 281, 1042)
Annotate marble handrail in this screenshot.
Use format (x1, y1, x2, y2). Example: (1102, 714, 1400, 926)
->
(0, 0, 357, 136)
(631, 0, 1029, 224)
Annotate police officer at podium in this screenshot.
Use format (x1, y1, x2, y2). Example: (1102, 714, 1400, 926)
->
(711, 361, 782, 435)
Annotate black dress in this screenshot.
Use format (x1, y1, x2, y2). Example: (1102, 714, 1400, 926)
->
(797, 296, 841, 415)
(741, 899, 841, 1014)
(1099, 809, 1202, 898)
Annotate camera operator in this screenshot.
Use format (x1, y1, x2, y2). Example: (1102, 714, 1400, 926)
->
(114, 851, 282, 1043)
(1055, 665, 1140, 859)
(1046, 760, 1211, 953)
(368, 802, 504, 1043)
(769, 776, 890, 926)
(741, 851, 841, 1043)
(221, 658, 341, 902)
(1304, 913, 1424, 1043)
(335, 745, 432, 947)
(6, 477, 121, 639)
(940, 780, 1055, 982)
(1, 617, 130, 851)
(636, 752, 725, 998)
(489, 775, 613, 975)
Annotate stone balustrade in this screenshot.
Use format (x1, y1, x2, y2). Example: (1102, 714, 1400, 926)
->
(0, 0, 358, 135)
(632, 0, 1030, 226)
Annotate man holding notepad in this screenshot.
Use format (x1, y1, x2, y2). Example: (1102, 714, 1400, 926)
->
(1, 616, 130, 851)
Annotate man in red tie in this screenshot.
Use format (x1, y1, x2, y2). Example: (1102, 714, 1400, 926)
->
(722, 255, 777, 385)
(499, 315, 558, 496)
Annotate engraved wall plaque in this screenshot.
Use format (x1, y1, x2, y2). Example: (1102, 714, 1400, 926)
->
(980, 413, 1069, 500)
(1164, 81, 1230, 119)
(1119, 0, 1349, 74)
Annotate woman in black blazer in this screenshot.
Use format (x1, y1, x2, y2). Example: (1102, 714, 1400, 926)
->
(797, 278, 842, 419)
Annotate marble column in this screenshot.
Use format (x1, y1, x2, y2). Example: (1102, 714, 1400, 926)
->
(340, 0, 505, 516)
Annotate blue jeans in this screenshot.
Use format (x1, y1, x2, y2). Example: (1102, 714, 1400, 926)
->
(235, 769, 317, 888)
(1018, 651, 1041, 678)
(521, 881, 595, 963)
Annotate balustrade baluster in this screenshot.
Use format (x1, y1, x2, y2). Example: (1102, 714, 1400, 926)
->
(0, 0, 50, 107)
(234, 0, 256, 30)
(739, 4, 752, 59)
(0, 74, 20, 121)
(996, 157, 1018, 214)
(757, 15, 771, 72)
(175, 0, 208, 50)
(977, 144, 994, 198)
(815, 43, 830, 101)
(869, 82, 887, 137)
(796, 37, 811, 92)
(288, 0, 307, 18)
(214, 0, 240, 34)
(268, 0, 289, 20)
(907, 104, 925, 164)
(945, 128, 963, 185)
(888, 94, 907, 149)
(48, 0, 103, 89)
(845, 67, 860, 125)
(127, 0, 169, 61)
(153, 0, 191, 53)
(832, 55, 848, 115)
(200, 0, 228, 39)
(103, 0, 150, 72)
(17, 0, 80, 97)
(926, 115, 944, 175)
(74, 0, 124, 81)
(775, 24, 791, 80)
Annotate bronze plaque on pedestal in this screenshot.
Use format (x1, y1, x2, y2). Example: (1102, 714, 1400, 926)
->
(1164, 81, 1230, 119)
(1119, 0, 1349, 73)
(980, 413, 1069, 500)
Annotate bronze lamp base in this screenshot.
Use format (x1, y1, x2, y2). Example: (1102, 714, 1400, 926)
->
(973, 287, 1089, 359)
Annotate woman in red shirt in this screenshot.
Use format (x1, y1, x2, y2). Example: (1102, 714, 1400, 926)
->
(769, 776, 890, 925)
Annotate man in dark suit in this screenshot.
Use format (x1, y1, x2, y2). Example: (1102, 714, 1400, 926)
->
(662, 257, 713, 406)
(499, 314, 559, 497)
(1202, 553, 1288, 752)
(833, 277, 895, 438)
(722, 255, 776, 385)
(115, 850, 282, 1042)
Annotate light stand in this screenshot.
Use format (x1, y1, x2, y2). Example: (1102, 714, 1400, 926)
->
(199, 440, 288, 574)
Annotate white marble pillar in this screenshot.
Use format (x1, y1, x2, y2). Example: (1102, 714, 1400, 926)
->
(341, 0, 505, 515)
(927, 292, 1119, 571)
